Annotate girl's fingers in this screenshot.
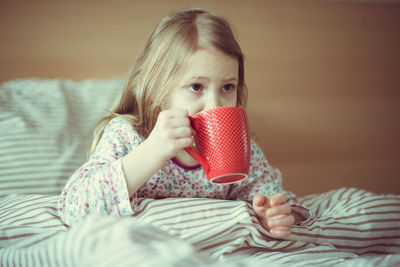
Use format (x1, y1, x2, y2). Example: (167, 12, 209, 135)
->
(168, 117, 191, 128)
(169, 127, 193, 139)
(253, 195, 267, 207)
(252, 196, 271, 221)
(270, 193, 287, 207)
(268, 214, 295, 228)
(266, 203, 291, 217)
(253, 194, 293, 238)
(175, 137, 194, 149)
(270, 226, 291, 238)
(160, 108, 189, 118)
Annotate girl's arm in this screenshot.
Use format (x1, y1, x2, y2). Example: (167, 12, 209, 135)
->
(58, 117, 140, 225)
(122, 108, 194, 197)
(121, 138, 167, 197)
(58, 109, 193, 225)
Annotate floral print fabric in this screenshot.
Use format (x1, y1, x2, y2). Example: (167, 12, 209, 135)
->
(58, 117, 309, 224)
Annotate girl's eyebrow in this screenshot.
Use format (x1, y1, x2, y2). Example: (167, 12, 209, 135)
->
(223, 77, 238, 83)
(188, 76, 238, 83)
(188, 76, 210, 82)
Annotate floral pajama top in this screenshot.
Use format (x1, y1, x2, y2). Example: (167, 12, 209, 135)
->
(58, 117, 309, 225)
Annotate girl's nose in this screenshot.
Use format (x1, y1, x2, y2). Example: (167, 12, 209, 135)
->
(204, 90, 222, 110)
(204, 91, 221, 111)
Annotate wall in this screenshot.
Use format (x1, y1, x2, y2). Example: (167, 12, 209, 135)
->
(1, 0, 399, 196)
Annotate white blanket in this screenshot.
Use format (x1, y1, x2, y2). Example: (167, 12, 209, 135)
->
(0, 189, 399, 267)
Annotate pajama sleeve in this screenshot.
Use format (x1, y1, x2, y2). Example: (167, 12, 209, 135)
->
(229, 140, 311, 222)
(58, 117, 142, 225)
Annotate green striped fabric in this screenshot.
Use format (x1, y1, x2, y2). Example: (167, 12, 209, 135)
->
(0, 188, 399, 266)
(0, 78, 124, 197)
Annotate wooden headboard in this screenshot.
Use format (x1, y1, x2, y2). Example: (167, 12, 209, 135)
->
(1, 0, 399, 196)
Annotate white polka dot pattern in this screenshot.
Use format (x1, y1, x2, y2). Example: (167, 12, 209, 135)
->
(189, 107, 250, 184)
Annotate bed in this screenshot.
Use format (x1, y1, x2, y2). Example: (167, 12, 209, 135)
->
(0, 78, 399, 266)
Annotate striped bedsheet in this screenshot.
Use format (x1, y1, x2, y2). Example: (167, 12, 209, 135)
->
(0, 187, 399, 267)
(0, 78, 124, 197)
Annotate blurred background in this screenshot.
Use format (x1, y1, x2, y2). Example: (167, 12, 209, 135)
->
(1, 0, 399, 196)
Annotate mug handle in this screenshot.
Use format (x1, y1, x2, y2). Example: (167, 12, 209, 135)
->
(184, 116, 210, 173)
(184, 147, 210, 173)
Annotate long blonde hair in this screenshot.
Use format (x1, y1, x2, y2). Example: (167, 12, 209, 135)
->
(89, 8, 247, 156)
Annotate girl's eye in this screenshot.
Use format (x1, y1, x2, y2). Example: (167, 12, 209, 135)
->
(222, 84, 236, 93)
(188, 83, 203, 93)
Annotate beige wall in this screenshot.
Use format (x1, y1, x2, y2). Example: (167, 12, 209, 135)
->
(1, 0, 399, 196)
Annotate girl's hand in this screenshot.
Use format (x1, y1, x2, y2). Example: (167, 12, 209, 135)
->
(252, 193, 295, 238)
(147, 109, 194, 161)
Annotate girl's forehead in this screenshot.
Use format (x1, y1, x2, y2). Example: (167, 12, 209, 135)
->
(188, 46, 237, 62)
(178, 47, 239, 77)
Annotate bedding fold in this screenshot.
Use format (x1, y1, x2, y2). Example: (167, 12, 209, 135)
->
(1, 188, 400, 266)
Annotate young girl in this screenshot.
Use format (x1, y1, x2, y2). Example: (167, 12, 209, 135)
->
(58, 8, 310, 238)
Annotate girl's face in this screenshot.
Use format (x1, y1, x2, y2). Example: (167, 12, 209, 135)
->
(166, 47, 238, 116)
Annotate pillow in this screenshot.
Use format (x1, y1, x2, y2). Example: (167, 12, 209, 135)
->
(0, 78, 124, 197)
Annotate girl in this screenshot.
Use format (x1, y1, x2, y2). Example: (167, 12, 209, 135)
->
(58, 8, 310, 238)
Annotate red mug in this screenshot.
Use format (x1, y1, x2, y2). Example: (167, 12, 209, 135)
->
(184, 107, 251, 184)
